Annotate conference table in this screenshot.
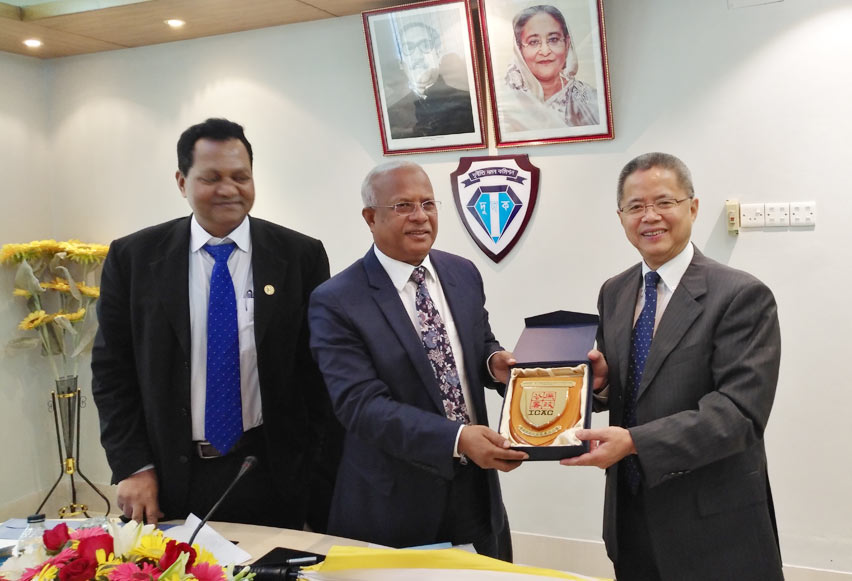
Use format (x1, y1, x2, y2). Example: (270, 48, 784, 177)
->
(202, 520, 368, 564)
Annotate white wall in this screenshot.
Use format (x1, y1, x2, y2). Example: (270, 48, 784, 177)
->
(1, 0, 850, 573)
(0, 51, 61, 511)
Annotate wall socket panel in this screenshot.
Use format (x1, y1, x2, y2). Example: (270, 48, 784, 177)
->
(790, 201, 816, 226)
(765, 202, 790, 227)
(740, 203, 765, 228)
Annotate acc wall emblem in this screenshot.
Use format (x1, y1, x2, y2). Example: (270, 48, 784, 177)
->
(450, 155, 539, 263)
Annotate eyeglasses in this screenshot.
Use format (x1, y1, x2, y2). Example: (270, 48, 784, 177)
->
(520, 35, 567, 51)
(619, 197, 691, 216)
(371, 200, 442, 215)
(401, 38, 437, 56)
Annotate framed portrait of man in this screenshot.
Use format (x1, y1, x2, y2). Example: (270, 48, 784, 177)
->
(363, 0, 487, 155)
(480, 0, 613, 147)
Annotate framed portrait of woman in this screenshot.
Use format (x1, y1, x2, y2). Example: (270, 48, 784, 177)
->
(363, 0, 487, 155)
(480, 0, 613, 147)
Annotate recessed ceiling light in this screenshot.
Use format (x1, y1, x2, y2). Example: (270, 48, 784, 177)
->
(23, 39, 43, 48)
(165, 19, 185, 28)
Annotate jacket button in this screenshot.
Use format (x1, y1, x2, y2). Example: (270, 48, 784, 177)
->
(180, 407, 189, 417)
(178, 455, 189, 464)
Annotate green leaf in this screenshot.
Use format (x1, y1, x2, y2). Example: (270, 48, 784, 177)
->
(70, 311, 99, 357)
(54, 316, 77, 335)
(54, 265, 82, 302)
(14, 260, 43, 296)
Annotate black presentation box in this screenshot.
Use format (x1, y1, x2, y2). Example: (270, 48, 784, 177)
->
(498, 310, 599, 461)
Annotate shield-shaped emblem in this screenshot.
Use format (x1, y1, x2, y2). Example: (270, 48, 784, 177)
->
(450, 155, 539, 263)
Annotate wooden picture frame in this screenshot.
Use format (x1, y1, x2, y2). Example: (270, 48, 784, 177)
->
(479, 0, 613, 147)
(363, 0, 487, 155)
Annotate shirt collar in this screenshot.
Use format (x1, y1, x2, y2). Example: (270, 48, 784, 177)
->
(373, 245, 436, 291)
(642, 242, 694, 291)
(190, 215, 251, 253)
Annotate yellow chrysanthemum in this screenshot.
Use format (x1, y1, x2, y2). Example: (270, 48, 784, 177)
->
(78, 283, 100, 298)
(43, 279, 71, 292)
(0, 243, 39, 264)
(128, 531, 168, 560)
(193, 545, 218, 565)
(32, 563, 58, 581)
(13, 288, 32, 297)
(32, 240, 64, 254)
(18, 310, 53, 330)
(54, 308, 86, 323)
(61, 240, 110, 264)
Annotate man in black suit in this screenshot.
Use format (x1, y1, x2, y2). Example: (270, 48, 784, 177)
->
(92, 118, 337, 530)
(387, 22, 475, 139)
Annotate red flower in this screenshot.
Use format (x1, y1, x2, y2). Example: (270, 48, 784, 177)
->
(43, 523, 71, 552)
(58, 558, 96, 581)
(77, 533, 114, 562)
(158, 540, 196, 571)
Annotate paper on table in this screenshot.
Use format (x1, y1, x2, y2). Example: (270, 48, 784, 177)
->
(164, 514, 251, 565)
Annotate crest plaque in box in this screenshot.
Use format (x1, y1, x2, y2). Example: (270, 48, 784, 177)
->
(450, 154, 539, 263)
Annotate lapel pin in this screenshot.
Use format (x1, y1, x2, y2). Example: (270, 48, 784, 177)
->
(264, 284, 275, 296)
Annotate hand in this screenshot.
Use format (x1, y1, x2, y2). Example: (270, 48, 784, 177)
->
(587, 349, 609, 392)
(458, 425, 528, 472)
(117, 468, 163, 525)
(488, 350, 516, 385)
(559, 427, 636, 470)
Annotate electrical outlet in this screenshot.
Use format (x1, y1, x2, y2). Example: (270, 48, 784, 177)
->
(764, 202, 789, 227)
(790, 201, 816, 226)
(740, 203, 765, 228)
(725, 199, 740, 233)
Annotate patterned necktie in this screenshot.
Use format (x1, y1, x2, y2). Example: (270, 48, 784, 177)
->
(410, 266, 470, 424)
(203, 242, 242, 454)
(623, 270, 661, 493)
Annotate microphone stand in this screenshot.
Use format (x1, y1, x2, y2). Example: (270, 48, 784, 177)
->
(188, 455, 258, 546)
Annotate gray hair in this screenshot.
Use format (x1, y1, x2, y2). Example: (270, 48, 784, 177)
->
(616, 152, 695, 206)
(361, 160, 425, 207)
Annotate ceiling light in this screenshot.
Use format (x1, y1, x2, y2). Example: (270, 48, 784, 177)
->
(165, 19, 185, 28)
(23, 39, 43, 48)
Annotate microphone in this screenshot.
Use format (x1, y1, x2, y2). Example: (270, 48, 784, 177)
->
(188, 455, 258, 545)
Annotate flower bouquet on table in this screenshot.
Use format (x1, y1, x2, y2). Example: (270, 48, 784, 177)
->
(0, 521, 254, 581)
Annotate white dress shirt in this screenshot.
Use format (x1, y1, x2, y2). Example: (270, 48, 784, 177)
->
(189, 215, 262, 441)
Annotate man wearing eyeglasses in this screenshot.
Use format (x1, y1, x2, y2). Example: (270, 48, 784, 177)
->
(561, 153, 783, 580)
(308, 160, 527, 560)
(387, 22, 476, 139)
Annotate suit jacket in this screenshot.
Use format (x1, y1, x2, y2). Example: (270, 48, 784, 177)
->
(308, 248, 505, 548)
(596, 247, 783, 579)
(91, 215, 335, 525)
(387, 76, 475, 140)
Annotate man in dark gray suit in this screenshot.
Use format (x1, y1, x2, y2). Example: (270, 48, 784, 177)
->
(562, 153, 783, 580)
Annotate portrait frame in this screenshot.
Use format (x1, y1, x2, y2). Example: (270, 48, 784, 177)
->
(362, 0, 487, 155)
(479, 0, 613, 148)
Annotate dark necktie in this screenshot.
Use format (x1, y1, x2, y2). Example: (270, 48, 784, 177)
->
(410, 266, 470, 424)
(623, 270, 661, 493)
(203, 242, 242, 454)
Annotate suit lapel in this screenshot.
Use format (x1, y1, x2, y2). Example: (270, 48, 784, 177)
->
(638, 254, 707, 400)
(364, 249, 446, 415)
(250, 219, 290, 347)
(149, 218, 191, 359)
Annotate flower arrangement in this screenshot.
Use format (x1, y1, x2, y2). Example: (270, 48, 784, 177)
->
(0, 240, 109, 381)
(0, 521, 254, 581)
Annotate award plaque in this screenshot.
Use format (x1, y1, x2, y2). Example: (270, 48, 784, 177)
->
(508, 371, 585, 446)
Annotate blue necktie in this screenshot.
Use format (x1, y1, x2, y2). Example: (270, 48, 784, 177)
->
(411, 266, 470, 424)
(623, 270, 660, 493)
(203, 242, 242, 454)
